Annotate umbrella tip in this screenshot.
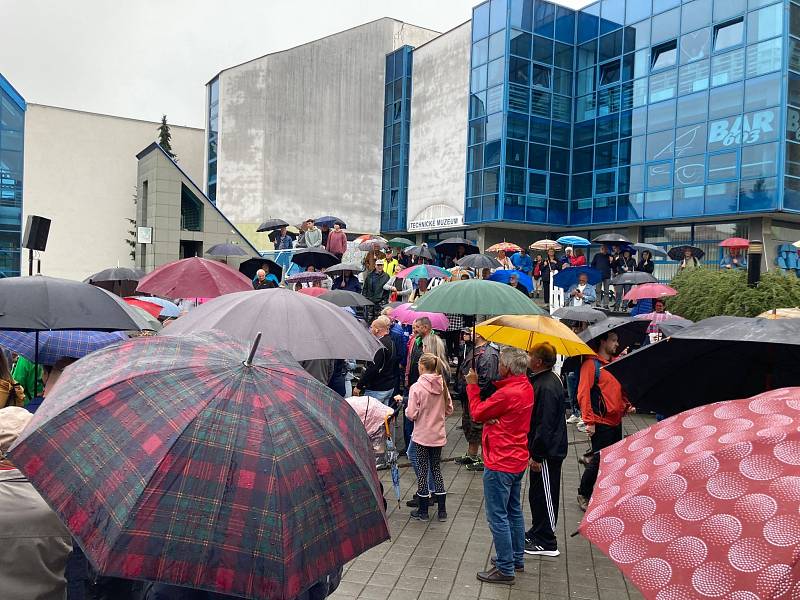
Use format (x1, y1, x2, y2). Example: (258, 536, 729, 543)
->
(244, 332, 263, 367)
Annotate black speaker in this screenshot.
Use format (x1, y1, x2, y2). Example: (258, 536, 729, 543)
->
(22, 215, 51, 252)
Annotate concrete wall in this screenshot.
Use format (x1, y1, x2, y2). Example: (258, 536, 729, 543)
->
(213, 19, 440, 245)
(406, 22, 471, 233)
(22, 105, 204, 281)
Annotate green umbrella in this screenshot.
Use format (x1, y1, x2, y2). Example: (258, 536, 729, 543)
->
(388, 237, 415, 248)
(413, 279, 547, 316)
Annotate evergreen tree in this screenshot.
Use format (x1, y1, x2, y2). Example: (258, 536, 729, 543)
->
(126, 186, 137, 261)
(157, 115, 177, 161)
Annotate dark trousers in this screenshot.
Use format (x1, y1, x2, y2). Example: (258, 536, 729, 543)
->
(578, 423, 623, 498)
(526, 458, 562, 550)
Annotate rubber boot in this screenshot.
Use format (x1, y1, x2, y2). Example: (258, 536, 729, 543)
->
(410, 495, 429, 521)
(435, 493, 447, 522)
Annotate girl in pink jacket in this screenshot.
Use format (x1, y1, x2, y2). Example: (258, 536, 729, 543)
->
(406, 353, 454, 522)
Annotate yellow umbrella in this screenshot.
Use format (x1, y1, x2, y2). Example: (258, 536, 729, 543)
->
(758, 308, 800, 319)
(476, 314, 595, 357)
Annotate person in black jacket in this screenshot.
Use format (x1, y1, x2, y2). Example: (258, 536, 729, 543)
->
(636, 250, 655, 275)
(525, 342, 568, 557)
(354, 316, 396, 405)
(590, 245, 613, 308)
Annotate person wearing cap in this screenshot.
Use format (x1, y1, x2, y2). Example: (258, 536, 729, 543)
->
(0, 406, 72, 600)
(383, 248, 400, 277)
(362, 259, 390, 321)
(362, 243, 386, 274)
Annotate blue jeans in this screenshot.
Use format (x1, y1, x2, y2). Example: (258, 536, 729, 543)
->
(365, 389, 394, 406)
(483, 468, 526, 575)
(567, 372, 580, 418)
(408, 439, 435, 492)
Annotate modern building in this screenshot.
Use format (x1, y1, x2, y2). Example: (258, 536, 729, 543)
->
(0, 73, 25, 277)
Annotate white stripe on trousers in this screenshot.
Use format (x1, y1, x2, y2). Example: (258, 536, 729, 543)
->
(541, 458, 556, 532)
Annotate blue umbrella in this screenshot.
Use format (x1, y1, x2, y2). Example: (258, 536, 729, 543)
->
(315, 216, 346, 228)
(0, 330, 128, 367)
(553, 266, 603, 289)
(557, 235, 591, 247)
(488, 269, 533, 294)
(131, 296, 181, 318)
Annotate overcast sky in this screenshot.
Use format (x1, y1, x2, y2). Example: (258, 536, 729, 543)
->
(1, 0, 590, 129)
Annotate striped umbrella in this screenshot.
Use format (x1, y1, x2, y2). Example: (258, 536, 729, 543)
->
(486, 242, 522, 254)
(530, 239, 562, 251)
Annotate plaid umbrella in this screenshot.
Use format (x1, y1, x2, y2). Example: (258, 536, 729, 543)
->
(0, 330, 128, 366)
(11, 331, 389, 600)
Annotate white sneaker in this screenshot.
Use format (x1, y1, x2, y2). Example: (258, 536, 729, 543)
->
(576, 420, 587, 433)
(566, 415, 580, 424)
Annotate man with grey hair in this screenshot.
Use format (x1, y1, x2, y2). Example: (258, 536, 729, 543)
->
(467, 346, 534, 585)
(354, 316, 396, 405)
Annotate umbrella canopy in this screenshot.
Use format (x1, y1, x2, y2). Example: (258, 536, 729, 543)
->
(556, 235, 591, 247)
(456, 254, 502, 270)
(127, 306, 162, 331)
(794, 240, 800, 248)
(387, 237, 415, 248)
(592, 233, 630, 244)
(477, 315, 594, 356)
(632, 243, 668, 258)
(285, 271, 328, 284)
(0, 276, 147, 332)
(315, 216, 346, 228)
(123, 297, 163, 318)
(320, 290, 374, 308)
(159, 288, 382, 361)
(130, 296, 181, 318)
(610, 272, 658, 286)
(267, 229, 297, 244)
(395, 264, 451, 281)
(434, 237, 480, 257)
(413, 279, 547, 316)
(10, 331, 389, 600)
(448, 266, 472, 280)
(137, 257, 252, 299)
(606, 316, 800, 415)
(667, 245, 705, 260)
(403, 245, 435, 261)
(530, 239, 562, 251)
(0, 330, 128, 366)
(486, 242, 522, 254)
(84, 267, 145, 298)
(579, 316, 650, 353)
(205, 242, 249, 257)
(238, 257, 283, 281)
(653, 316, 694, 336)
(487, 269, 533, 294)
(579, 387, 800, 600)
(553, 266, 603, 289)
(758, 307, 800, 319)
(297, 287, 328, 297)
(552, 306, 608, 324)
(623, 283, 677, 301)
(291, 248, 340, 270)
(256, 218, 289, 232)
(719, 236, 750, 248)
(358, 238, 389, 252)
(324, 263, 363, 275)
(391, 303, 449, 330)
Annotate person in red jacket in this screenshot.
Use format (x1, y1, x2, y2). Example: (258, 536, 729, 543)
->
(467, 347, 533, 585)
(325, 222, 348, 260)
(576, 331, 634, 511)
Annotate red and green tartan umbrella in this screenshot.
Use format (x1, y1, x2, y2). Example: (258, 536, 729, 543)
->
(10, 331, 389, 600)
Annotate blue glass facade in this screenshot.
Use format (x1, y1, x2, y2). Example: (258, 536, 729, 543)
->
(463, 0, 796, 229)
(207, 77, 219, 205)
(381, 46, 413, 233)
(0, 73, 25, 277)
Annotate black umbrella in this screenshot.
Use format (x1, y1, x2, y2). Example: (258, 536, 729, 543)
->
(84, 267, 145, 298)
(456, 254, 502, 270)
(324, 263, 363, 275)
(319, 290, 374, 308)
(656, 316, 694, 337)
(633, 243, 668, 258)
(434, 237, 480, 257)
(315, 216, 346, 228)
(238, 257, 283, 281)
(606, 316, 800, 416)
(579, 316, 650, 353)
(404, 245, 435, 261)
(206, 243, 249, 257)
(610, 272, 658, 285)
(592, 233, 631, 244)
(668, 245, 705, 260)
(552, 306, 608, 324)
(256, 218, 289, 232)
(291, 248, 340, 270)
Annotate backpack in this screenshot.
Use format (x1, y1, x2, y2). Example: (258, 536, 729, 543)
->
(533, 262, 541, 278)
(588, 359, 608, 418)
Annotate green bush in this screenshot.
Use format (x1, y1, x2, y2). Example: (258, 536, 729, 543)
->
(668, 268, 800, 321)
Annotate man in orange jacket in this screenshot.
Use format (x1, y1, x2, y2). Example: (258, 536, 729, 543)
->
(576, 331, 634, 511)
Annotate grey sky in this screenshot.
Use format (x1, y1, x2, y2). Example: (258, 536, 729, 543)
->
(1, 0, 590, 129)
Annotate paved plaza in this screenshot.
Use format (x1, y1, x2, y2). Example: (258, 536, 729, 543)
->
(330, 409, 656, 600)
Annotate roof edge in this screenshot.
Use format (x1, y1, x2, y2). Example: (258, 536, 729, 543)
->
(30, 103, 202, 131)
(0, 73, 26, 111)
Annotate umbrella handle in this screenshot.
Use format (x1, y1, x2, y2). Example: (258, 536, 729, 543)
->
(244, 332, 263, 367)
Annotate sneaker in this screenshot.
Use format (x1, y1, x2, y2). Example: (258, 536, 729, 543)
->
(454, 453, 478, 465)
(409, 509, 429, 521)
(577, 495, 590, 512)
(524, 540, 560, 557)
(491, 558, 524, 572)
(566, 414, 580, 424)
(576, 420, 587, 433)
(465, 458, 484, 471)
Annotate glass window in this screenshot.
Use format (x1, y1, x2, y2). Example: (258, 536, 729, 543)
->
(552, 95, 571, 121)
(473, 38, 489, 67)
(574, 146, 594, 172)
(679, 60, 710, 94)
(531, 90, 551, 117)
(576, 93, 597, 121)
(529, 171, 548, 195)
(578, 40, 598, 70)
(648, 162, 673, 189)
(506, 167, 526, 194)
(526, 194, 547, 222)
(675, 122, 708, 156)
(595, 170, 617, 194)
(508, 111, 529, 139)
(471, 65, 488, 93)
(510, 30, 532, 57)
(650, 68, 678, 102)
(577, 68, 595, 96)
(598, 85, 621, 115)
(510, 0, 533, 31)
(597, 113, 620, 142)
(601, 0, 625, 28)
(705, 181, 738, 213)
(533, 36, 554, 64)
(620, 111, 633, 138)
(484, 167, 500, 193)
(508, 140, 528, 172)
(747, 3, 783, 44)
(675, 156, 706, 186)
(618, 193, 645, 220)
(532, 65, 552, 89)
(529, 143, 548, 170)
(624, 20, 650, 52)
(572, 173, 593, 198)
(489, 30, 505, 60)
(632, 77, 648, 108)
(744, 72, 781, 113)
(648, 99, 677, 133)
(573, 120, 595, 146)
(482, 194, 499, 220)
(741, 141, 778, 178)
(786, 177, 800, 211)
(490, 0, 508, 33)
(468, 171, 483, 197)
(552, 121, 571, 146)
(790, 73, 800, 109)
(645, 190, 673, 220)
(596, 141, 619, 168)
(504, 193, 525, 221)
(713, 18, 744, 52)
(488, 57, 506, 88)
(652, 40, 678, 71)
(740, 176, 777, 211)
(550, 173, 569, 198)
(628, 164, 646, 192)
(551, 147, 570, 172)
(791, 38, 800, 74)
(599, 30, 624, 61)
(654, 0, 681, 12)
(553, 69, 572, 95)
(487, 85, 503, 113)
(710, 48, 744, 86)
(599, 60, 621, 86)
(626, 3, 650, 25)
(648, 130, 675, 161)
(485, 141, 502, 166)
(469, 119, 485, 145)
(534, 1, 556, 37)
(631, 135, 647, 161)
(555, 7, 576, 43)
(674, 185, 705, 216)
(793, 2, 800, 38)
(509, 57, 531, 85)
(486, 113, 503, 140)
(681, 29, 711, 64)
(709, 82, 743, 119)
(652, 9, 681, 44)
(708, 150, 738, 181)
(473, 2, 491, 40)
(468, 144, 484, 171)
(788, 142, 800, 177)
(682, 0, 712, 33)
(713, 0, 746, 22)
(746, 37, 783, 78)
(791, 105, 800, 144)
(708, 107, 779, 150)
(508, 85, 529, 112)
(578, 10, 600, 44)
(554, 43, 573, 69)
(632, 108, 648, 136)
(530, 116, 550, 143)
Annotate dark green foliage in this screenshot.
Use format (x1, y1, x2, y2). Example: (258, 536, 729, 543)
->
(157, 115, 177, 161)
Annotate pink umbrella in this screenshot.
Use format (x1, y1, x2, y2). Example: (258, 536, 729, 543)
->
(719, 237, 750, 248)
(298, 287, 328, 297)
(623, 283, 678, 301)
(136, 257, 252, 299)
(390, 303, 449, 330)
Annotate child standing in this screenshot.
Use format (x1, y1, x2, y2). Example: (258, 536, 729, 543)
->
(406, 353, 454, 521)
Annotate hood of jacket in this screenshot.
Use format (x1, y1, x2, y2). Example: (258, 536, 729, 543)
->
(417, 373, 443, 395)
